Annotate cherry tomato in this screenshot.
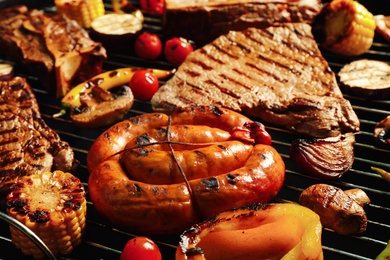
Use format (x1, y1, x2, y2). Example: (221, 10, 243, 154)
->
(129, 69, 159, 100)
(120, 236, 162, 260)
(164, 37, 194, 66)
(139, 0, 165, 15)
(134, 32, 162, 60)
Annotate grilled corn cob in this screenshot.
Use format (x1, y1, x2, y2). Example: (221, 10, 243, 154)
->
(55, 0, 105, 28)
(320, 0, 376, 56)
(6, 171, 86, 259)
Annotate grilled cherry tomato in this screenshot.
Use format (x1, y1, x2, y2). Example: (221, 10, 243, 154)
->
(139, 0, 165, 15)
(134, 32, 162, 60)
(164, 37, 194, 66)
(129, 69, 159, 100)
(120, 236, 162, 260)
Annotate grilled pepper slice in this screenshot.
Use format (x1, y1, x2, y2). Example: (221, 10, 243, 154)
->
(6, 171, 86, 259)
(53, 67, 175, 118)
(176, 203, 323, 260)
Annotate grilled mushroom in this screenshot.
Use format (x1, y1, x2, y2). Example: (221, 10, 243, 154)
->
(70, 85, 134, 128)
(299, 184, 370, 236)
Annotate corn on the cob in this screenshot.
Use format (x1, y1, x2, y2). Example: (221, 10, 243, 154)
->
(321, 0, 376, 56)
(55, 0, 105, 28)
(6, 171, 87, 259)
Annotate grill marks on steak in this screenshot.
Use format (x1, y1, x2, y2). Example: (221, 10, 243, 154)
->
(151, 23, 360, 138)
(163, 0, 322, 42)
(0, 77, 78, 185)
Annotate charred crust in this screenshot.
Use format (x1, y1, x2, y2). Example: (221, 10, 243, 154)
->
(133, 183, 143, 193)
(135, 133, 153, 146)
(185, 247, 204, 257)
(130, 147, 151, 157)
(226, 174, 237, 184)
(201, 177, 219, 190)
(30, 210, 50, 223)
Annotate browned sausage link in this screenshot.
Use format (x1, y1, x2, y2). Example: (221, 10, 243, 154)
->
(171, 106, 250, 131)
(87, 106, 260, 172)
(123, 141, 253, 185)
(88, 158, 200, 235)
(88, 144, 285, 235)
(87, 112, 169, 172)
(191, 144, 285, 218)
(125, 125, 232, 151)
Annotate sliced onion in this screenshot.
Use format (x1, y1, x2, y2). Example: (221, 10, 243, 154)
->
(290, 133, 355, 179)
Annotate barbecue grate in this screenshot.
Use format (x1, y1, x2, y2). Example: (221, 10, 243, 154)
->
(0, 1, 389, 259)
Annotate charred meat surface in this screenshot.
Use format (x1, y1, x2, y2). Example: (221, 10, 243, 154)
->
(0, 77, 78, 207)
(163, 0, 322, 42)
(152, 23, 360, 138)
(0, 5, 107, 98)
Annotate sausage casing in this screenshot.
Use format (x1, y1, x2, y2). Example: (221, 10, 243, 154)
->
(87, 105, 284, 235)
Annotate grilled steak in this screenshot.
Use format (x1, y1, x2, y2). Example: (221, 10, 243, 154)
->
(151, 23, 360, 138)
(0, 5, 107, 98)
(163, 0, 322, 42)
(0, 77, 79, 207)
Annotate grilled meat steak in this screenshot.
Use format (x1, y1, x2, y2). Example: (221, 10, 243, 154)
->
(0, 77, 79, 208)
(163, 0, 322, 42)
(0, 5, 107, 98)
(151, 23, 360, 138)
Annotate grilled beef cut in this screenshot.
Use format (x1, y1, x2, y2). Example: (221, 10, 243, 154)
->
(0, 77, 79, 207)
(151, 23, 360, 138)
(163, 0, 322, 42)
(0, 5, 107, 98)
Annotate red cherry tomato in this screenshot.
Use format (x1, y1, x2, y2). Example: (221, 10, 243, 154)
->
(139, 0, 165, 15)
(164, 37, 194, 66)
(134, 32, 162, 60)
(129, 69, 159, 101)
(120, 236, 162, 260)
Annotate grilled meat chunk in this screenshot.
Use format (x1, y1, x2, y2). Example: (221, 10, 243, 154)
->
(163, 0, 322, 42)
(151, 23, 360, 138)
(0, 77, 79, 207)
(0, 5, 107, 98)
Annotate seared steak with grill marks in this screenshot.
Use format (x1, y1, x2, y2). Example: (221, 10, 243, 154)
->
(151, 23, 360, 138)
(0, 77, 79, 207)
(163, 0, 322, 42)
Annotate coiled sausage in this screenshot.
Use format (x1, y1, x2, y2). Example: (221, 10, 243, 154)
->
(87, 105, 284, 235)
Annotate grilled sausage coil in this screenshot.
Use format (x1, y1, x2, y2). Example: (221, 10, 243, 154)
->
(87, 105, 285, 235)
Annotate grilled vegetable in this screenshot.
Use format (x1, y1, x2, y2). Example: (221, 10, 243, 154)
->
(90, 12, 143, 50)
(55, 0, 105, 28)
(0, 62, 14, 81)
(290, 133, 355, 179)
(6, 171, 86, 259)
(53, 67, 175, 118)
(299, 184, 370, 236)
(70, 85, 134, 128)
(317, 0, 376, 56)
(375, 240, 390, 260)
(371, 167, 390, 183)
(338, 59, 390, 100)
(176, 203, 323, 260)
